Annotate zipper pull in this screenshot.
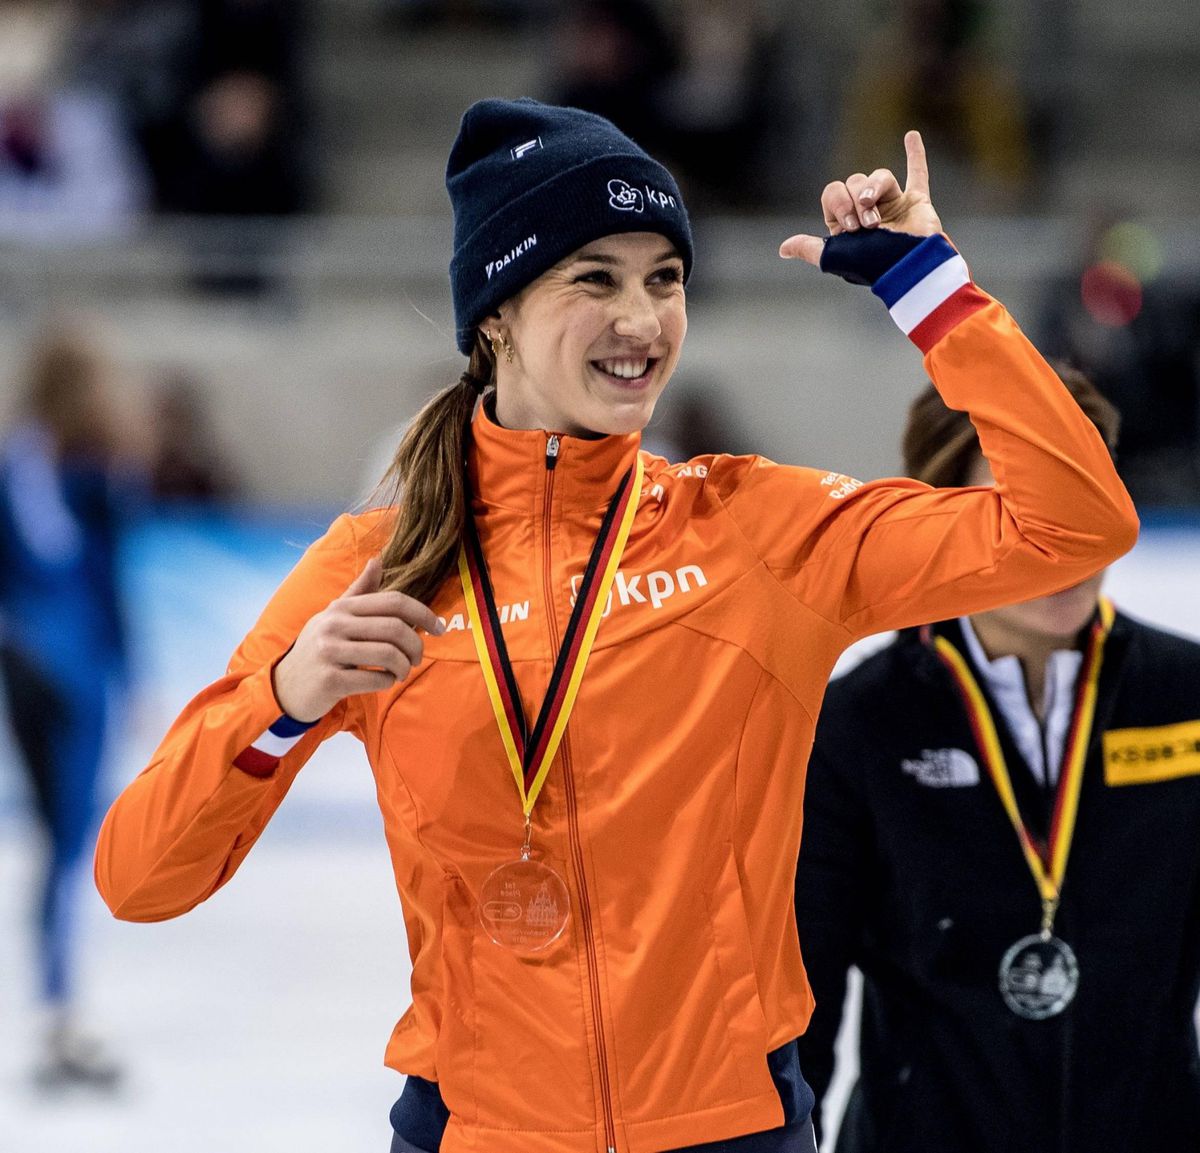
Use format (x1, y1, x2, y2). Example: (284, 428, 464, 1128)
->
(545, 434, 560, 470)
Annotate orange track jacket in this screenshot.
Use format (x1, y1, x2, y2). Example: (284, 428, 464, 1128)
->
(96, 267, 1138, 1152)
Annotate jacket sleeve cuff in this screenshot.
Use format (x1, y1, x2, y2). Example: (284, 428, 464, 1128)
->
(870, 233, 989, 353)
(233, 712, 320, 778)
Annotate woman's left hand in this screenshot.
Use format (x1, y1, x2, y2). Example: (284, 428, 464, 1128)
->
(779, 130, 943, 267)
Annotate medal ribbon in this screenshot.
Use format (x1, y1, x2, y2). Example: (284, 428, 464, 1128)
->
(458, 453, 644, 818)
(929, 599, 1115, 924)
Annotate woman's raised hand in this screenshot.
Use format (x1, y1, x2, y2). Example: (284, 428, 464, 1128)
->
(779, 130, 943, 267)
(272, 557, 445, 723)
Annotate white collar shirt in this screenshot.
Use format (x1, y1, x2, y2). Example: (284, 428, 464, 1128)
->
(958, 617, 1084, 787)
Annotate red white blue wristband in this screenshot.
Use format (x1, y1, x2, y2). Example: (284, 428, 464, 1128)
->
(871, 234, 988, 352)
(234, 714, 318, 777)
(820, 230, 989, 354)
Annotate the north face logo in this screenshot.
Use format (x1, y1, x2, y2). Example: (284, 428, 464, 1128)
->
(901, 748, 980, 788)
(608, 179, 644, 213)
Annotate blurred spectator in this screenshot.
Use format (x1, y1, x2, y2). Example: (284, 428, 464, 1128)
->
(0, 321, 141, 1089)
(1037, 215, 1200, 506)
(0, 1, 149, 243)
(837, 0, 1032, 208)
(549, 0, 783, 211)
(55, 0, 311, 291)
(148, 370, 242, 503)
(59, 0, 199, 207)
(163, 0, 309, 212)
(156, 0, 311, 293)
(161, 69, 305, 219)
(60, 0, 310, 225)
(655, 0, 780, 210)
(551, 0, 678, 158)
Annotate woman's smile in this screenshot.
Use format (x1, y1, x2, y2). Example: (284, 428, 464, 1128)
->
(589, 355, 661, 389)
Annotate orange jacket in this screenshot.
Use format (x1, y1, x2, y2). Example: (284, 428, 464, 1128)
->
(96, 292, 1137, 1152)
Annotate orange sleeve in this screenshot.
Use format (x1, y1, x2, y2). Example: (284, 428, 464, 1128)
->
(94, 513, 368, 922)
(709, 297, 1139, 641)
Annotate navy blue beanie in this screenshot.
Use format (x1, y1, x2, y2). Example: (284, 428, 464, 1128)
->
(447, 98, 694, 354)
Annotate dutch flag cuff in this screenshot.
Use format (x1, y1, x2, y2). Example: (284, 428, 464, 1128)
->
(234, 713, 318, 777)
(871, 234, 988, 353)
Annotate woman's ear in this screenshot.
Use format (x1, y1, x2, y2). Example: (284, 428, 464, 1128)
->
(478, 311, 502, 343)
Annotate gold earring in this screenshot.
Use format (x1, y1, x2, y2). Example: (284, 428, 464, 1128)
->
(488, 330, 514, 364)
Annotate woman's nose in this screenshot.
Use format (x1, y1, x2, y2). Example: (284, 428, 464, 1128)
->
(612, 288, 662, 342)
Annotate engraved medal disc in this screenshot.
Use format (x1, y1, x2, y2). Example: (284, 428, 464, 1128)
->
(998, 933, 1079, 1019)
(479, 857, 570, 954)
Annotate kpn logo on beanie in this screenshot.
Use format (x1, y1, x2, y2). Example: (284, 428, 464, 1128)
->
(607, 178, 679, 213)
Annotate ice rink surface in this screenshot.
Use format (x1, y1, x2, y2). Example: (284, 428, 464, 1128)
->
(2, 512, 1199, 1152)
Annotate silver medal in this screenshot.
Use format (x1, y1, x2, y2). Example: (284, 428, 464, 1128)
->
(998, 933, 1079, 1019)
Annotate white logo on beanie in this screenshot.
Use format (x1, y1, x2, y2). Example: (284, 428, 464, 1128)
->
(485, 234, 538, 280)
(510, 137, 542, 160)
(608, 178, 679, 213)
(608, 179, 644, 213)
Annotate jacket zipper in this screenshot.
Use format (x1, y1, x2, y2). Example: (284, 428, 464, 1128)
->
(541, 433, 618, 1153)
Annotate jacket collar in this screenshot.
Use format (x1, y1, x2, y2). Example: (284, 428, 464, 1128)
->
(466, 400, 642, 516)
(914, 608, 1133, 718)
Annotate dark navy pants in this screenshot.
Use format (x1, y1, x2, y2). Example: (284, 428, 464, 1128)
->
(1, 644, 110, 1005)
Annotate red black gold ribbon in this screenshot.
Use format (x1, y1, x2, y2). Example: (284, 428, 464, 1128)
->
(928, 599, 1115, 928)
(459, 454, 644, 817)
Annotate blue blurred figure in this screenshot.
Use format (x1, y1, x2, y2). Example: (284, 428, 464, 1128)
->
(0, 322, 135, 1089)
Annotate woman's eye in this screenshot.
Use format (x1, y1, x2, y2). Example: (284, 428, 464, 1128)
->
(576, 270, 614, 286)
(651, 266, 683, 285)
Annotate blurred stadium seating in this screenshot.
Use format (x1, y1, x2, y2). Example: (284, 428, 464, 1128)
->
(1, 0, 1197, 506)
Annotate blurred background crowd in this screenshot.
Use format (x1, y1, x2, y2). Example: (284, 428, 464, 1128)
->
(0, 1, 1197, 1149)
(1, 0, 1197, 508)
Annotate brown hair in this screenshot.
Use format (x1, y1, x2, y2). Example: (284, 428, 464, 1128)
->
(901, 360, 1120, 488)
(374, 332, 497, 604)
(23, 323, 115, 459)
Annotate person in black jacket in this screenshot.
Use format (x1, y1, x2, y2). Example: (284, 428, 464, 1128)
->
(795, 365, 1200, 1152)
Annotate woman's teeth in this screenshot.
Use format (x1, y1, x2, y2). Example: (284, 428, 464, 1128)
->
(596, 358, 651, 379)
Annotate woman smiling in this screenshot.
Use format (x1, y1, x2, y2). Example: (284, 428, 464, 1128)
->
(95, 98, 1137, 1153)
